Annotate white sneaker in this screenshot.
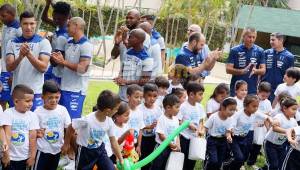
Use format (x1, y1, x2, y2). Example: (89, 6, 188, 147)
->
(59, 156, 70, 167)
(63, 159, 75, 170)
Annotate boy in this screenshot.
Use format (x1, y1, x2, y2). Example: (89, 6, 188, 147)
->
(150, 94, 181, 170)
(33, 81, 71, 170)
(139, 83, 162, 170)
(0, 4, 22, 109)
(62, 90, 123, 170)
(272, 67, 300, 108)
(178, 82, 206, 170)
(1, 85, 39, 169)
(154, 76, 169, 109)
(247, 82, 272, 168)
(126, 84, 145, 154)
(114, 28, 153, 102)
(42, 0, 71, 85)
(6, 11, 52, 111)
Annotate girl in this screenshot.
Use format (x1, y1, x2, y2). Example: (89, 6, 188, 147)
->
(227, 95, 272, 170)
(171, 88, 187, 105)
(167, 64, 186, 94)
(234, 80, 248, 112)
(206, 83, 230, 117)
(264, 97, 298, 170)
(204, 97, 237, 170)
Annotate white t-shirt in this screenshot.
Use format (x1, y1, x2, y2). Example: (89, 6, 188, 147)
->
(6, 34, 52, 94)
(0, 108, 39, 161)
(178, 101, 206, 139)
(150, 42, 162, 78)
(155, 114, 179, 144)
(206, 98, 220, 114)
(1, 21, 22, 72)
(128, 108, 145, 143)
(35, 105, 71, 154)
(103, 134, 113, 157)
(167, 81, 183, 94)
(231, 110, 267, 136)
(258, 99, 272, 114)
(154, 95, 164, 110)
(234, 96, 244, 112)
(139, 104, 162, 137)
(73, 112, 115, 149)
(205, 112, 232, 137)
(265, 113, 297, 145)
(61, 36, 93, 95)
(274, 83, 300, 99)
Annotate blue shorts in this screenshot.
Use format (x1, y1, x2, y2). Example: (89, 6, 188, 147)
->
(31, 94, 43, 111)
(44, 66, 61, 85)
(33, 150, 60, 170)
(0, 72, 13, 106)
(59, 90, 85, 119)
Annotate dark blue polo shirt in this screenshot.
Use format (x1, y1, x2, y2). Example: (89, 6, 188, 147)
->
(261, 48, 294, 100)
(175, 46, 204, 71)
(227, 44, 265, 96)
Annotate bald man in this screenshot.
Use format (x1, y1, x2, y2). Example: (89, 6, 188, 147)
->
(138, 22, 162, 79)
(176, 32, 220, 77)
(181, 24, 211, 78)
(111, 9, 141, 59)
(51, 17, 92, 119)
(114, 28, 153, 101)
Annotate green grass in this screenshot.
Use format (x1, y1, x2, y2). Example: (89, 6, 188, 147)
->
(81, 80, 266, 170)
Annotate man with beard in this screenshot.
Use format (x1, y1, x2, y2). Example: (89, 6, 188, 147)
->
(175, 32, 220, 77)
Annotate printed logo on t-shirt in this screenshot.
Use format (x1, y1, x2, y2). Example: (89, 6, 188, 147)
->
(87, 137, 98, 148)
(216, 126, 226, 135)
(11, 132, 25, 146)
(45, 131, 59, 143)
(87, 128, 105, 148)
(277, 135, 287, 142)
(241, 124, 251, 134)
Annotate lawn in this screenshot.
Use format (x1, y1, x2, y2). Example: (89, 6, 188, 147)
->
(82, 80, 265, 170)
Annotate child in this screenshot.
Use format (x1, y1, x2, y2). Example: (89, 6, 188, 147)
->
(234, 80, 248, 112)
(111, 102, 133, 163)
(154, 76, 170, 109)
(204, 97, 237, 170)
(183, 73, 203, 89)
(283, 126, 300, 170)
(206, 83, 230, 117)
(178, 82, 206, 170)
(171, 88, 187, 105)
(1, 85, 39, 169)
(114, 29, 153, 102)
(247, 82, 272, 168)
(126, 84, 145, 154)
(167, 64, 186, 94)
(150, 94, 181, 170)
(227, 95, 272, 170)
(62, 90, 123, 170)
(272, 67, 300, 108)
(139, 83, 162, 170)
(0, 4, 22, 109)
(32, 81, 71, 170)
(264, 97, 298, 170)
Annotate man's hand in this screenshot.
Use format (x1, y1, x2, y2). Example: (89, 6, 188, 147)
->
(203, 48, 222, 70)
(113, 77, 126, 86)
(19, 44, 29, 58)
(51, 52, 65, 65)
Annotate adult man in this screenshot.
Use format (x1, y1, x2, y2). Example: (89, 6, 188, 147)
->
(226, 27, 266, 96)
(261, 32, 294, 102)
(51, 17, 92, 119)
(0, 4, 22, 109)
(6, 11, 51, 111)
(176, 32, 220, 77)
(42, 0, 71, 85)
(182, 24, 211, 78)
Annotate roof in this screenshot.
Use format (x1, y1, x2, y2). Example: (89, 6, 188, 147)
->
(236, 5, 300, 37)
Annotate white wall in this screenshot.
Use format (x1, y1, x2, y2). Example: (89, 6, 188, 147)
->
(288, 0, 300, 10)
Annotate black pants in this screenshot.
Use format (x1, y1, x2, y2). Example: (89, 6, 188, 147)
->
(180, 135, 196, 170)
(141, 135, 156, 170)
(247, 144, 262, 166)
(2, 159, 27, 170)
(32, 150, 60, 170)
(204, 136, 227, 170)
(150, 143, 172, 170)
(76, 143, 114, 170)
(282, 148, 300, 170)
(264, 140, 287, 170)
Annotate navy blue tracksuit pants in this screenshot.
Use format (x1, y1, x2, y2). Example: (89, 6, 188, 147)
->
(282, 148, 300, 170)
(204, 136, 227, 170)
(264, 140, 288, 170)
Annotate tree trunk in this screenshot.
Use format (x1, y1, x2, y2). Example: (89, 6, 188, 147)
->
(96, 0, 107, 65)
(165, 16, 170, 46)
(169, 17, 175, 46)
(207, 22, 215, 46)
(87, 10, 92, 38)
(173, 18, 179, 47)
